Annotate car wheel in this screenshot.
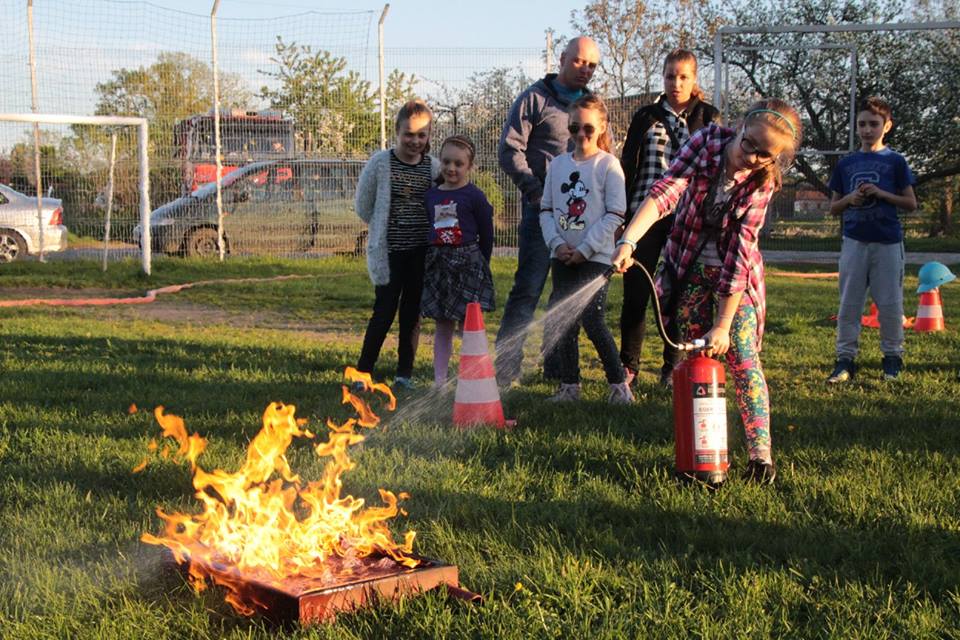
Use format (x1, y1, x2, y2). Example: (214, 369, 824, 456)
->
(0, 228, 26, 263)
(184, 227, 222, 258)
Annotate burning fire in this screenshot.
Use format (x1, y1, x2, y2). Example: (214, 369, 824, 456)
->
(136, 367, 419, 615)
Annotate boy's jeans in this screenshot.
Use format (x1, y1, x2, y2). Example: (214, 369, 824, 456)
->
(836, 237, 905, 359)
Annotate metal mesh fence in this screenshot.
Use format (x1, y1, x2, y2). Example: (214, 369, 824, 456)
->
(0, 0, 379, 264)
(386, 47, 545, 248)
(1, 1, 957, 267)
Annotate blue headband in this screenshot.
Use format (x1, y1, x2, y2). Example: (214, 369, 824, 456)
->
(746, 108, 797, 139)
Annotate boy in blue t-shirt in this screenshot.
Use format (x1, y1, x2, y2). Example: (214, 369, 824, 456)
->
(827, 96, 917, 383)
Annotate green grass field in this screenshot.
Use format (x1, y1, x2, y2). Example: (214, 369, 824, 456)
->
(1, 256, 959, 639)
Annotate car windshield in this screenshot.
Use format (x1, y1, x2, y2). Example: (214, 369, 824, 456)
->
(191, 164, 271, 199)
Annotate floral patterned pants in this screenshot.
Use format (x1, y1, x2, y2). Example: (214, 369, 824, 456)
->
(675, 262, 771, 462)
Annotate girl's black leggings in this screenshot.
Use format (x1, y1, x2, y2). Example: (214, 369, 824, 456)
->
(357, 247, 426, 378)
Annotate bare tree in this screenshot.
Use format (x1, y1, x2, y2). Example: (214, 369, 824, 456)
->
(567, 0, 721, 100)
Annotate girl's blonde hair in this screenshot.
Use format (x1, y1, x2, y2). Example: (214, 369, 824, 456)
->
(741, 98, 802, 191)
(663, 48, 705, 101)
(440, 134, 476, 165)
(569, 94, 613, 153)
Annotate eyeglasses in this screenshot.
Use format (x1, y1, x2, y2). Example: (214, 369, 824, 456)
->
(739, 135, 777, 162)
(567, 123, 596, 136)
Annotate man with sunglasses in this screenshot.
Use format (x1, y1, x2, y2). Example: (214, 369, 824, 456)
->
(494, 36, 601, 386)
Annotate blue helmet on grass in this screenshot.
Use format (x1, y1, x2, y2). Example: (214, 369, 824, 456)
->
(917, 261, 956, 293)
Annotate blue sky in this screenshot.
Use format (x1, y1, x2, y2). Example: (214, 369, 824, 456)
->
(151, 0, 583, 48)
(0, 0, 587, 148)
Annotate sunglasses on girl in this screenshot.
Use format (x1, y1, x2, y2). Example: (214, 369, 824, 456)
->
(567, 123, 596, 136)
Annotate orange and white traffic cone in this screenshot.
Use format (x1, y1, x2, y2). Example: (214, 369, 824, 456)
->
(453, 302, 506, 428)
(914, 288, 945, 332)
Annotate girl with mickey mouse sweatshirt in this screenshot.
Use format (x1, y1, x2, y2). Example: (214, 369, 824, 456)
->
(539, 95, 632, 404)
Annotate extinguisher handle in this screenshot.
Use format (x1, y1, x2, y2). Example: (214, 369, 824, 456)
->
(679, 338, 707, 351)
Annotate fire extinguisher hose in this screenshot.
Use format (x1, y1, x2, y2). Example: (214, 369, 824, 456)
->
(604, 264, 705, 352)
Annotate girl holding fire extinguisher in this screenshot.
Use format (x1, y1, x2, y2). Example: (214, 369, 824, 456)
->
(611, 99, 803, 485)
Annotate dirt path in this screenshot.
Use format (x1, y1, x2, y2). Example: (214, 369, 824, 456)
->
(0, 287, 361, 342)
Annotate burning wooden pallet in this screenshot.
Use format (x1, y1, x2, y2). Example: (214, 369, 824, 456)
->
(138, 369, 478, 623)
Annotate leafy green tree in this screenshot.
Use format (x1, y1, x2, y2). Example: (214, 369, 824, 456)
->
(384, 69, 419, 120)
(90, 51, 251, 155)
(259, 37, 377, 156)
(75, 51, 254, 206)
(259, 38, 420, 156)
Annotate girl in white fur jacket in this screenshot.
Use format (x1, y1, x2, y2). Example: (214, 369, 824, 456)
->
(354, 100, 440, 389)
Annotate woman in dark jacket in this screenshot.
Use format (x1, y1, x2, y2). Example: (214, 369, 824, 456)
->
(619, 48, 720, 387)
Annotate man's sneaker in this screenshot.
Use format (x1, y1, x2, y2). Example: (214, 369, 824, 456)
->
(548, 383, 581, 402)
(623, 367, 637, 387)
(742, 459, 777, 485)
(881, 355, 903, 380)
(826, 358, 856, 384)
(608, 382, 634, 404)
(393, 376, 416, 391)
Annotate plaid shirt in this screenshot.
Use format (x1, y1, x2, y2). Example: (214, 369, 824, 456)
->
(629, 96, 690, 212)
(647, 124, 774, 345)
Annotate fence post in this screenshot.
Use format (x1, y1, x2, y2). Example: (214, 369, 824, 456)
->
(139, 119, 152, 276)
(378, 4, 390, 150)
(27, 0, 45, 262)
(211, 0, 225, 261)
(101, 132, 117, 272)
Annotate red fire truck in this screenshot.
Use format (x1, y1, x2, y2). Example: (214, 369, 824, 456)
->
(173, 109, 296, 195)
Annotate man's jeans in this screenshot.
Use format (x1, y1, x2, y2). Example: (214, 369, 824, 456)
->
(495, 201, 557, 382)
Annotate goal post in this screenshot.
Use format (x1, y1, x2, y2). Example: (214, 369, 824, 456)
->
(0, 112, 152, 274)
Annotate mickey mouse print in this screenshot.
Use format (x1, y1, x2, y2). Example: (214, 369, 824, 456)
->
(539, 151, 627, 265)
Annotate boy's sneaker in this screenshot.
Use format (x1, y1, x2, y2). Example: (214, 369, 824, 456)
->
(826, 358, 856, 384)
(608, 382, 634, 404)
(881, 355, 903, 380)
(548, 383, 581, 402)
(742, 459, 777, 485)
(393, 376, 416, 391)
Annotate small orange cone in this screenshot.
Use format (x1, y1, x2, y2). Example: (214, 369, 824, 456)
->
(453, 302, 506, 428)
(915, 288, 945, 332)
(861, 303, 880, 328)
(859, 302, 915, 329)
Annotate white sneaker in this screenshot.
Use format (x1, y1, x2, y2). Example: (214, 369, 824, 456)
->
(608, 382, 635, 404)
(548, 383, 581, 402)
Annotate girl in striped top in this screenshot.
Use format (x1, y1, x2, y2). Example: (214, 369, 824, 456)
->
(354, 99, 440, 389)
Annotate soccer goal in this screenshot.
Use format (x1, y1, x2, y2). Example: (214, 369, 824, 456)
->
(709, 20, 960, 247)
(0, 113, 152, 274)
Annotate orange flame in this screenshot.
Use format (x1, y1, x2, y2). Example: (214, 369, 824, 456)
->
(139, 369, 416, 614)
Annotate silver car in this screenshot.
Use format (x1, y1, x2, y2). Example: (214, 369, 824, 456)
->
(0, 183, 68, 262)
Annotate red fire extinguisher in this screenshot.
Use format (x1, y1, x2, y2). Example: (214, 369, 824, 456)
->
(603, 264, 729, 486)
(672, 347, 728, 487)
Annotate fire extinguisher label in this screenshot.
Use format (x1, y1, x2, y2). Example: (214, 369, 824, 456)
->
(692, 382, 725, 398)
(692, 397, 727, 452)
